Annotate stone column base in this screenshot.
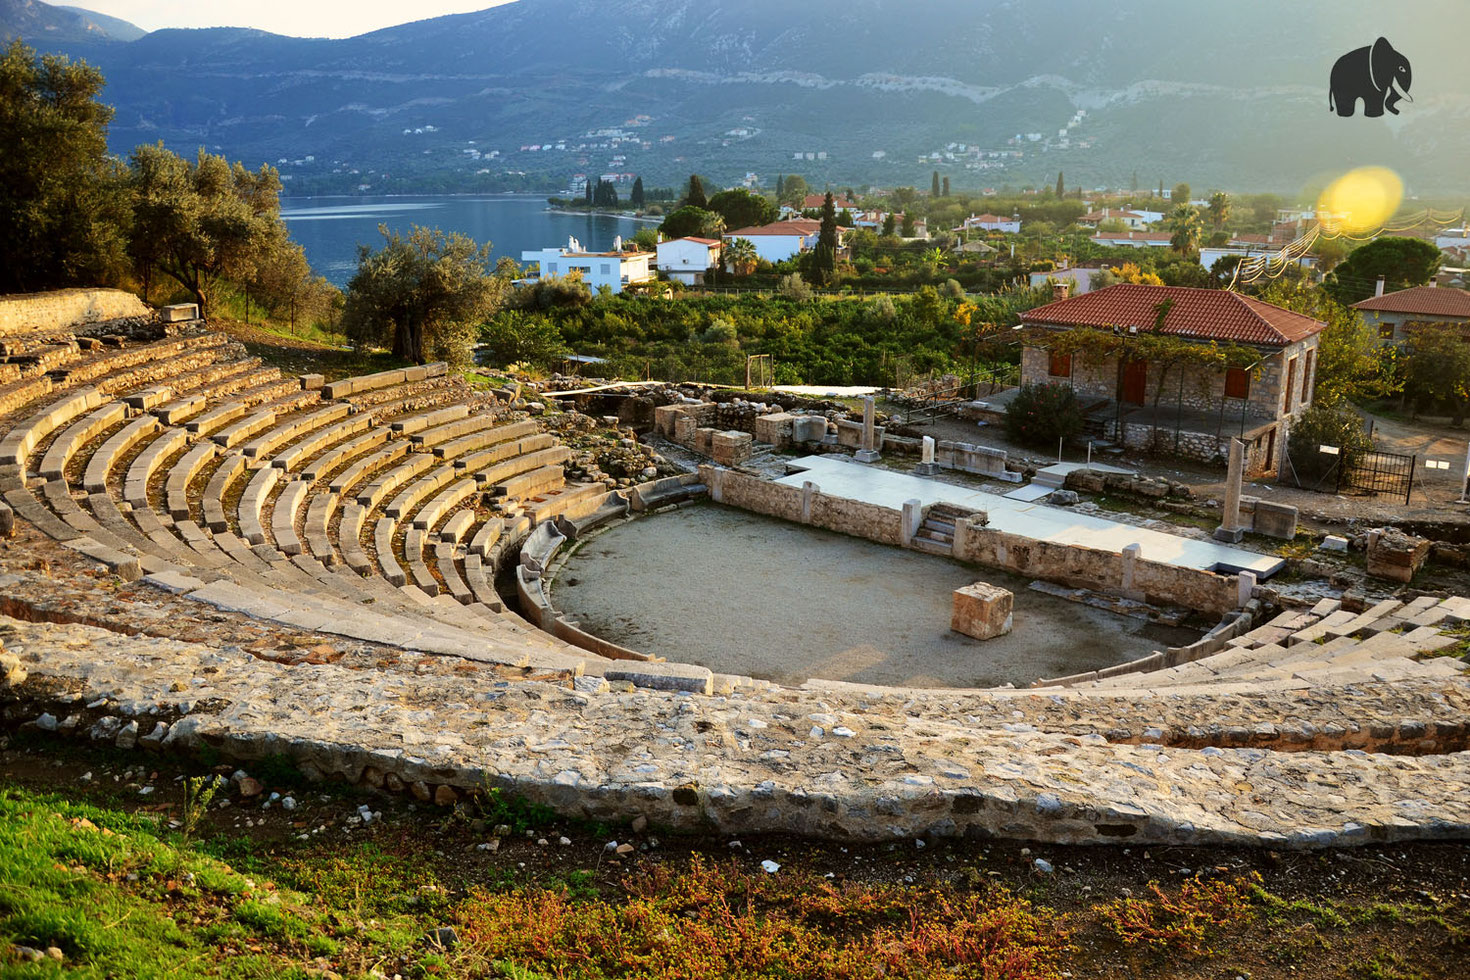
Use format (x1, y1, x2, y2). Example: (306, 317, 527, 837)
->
(1213, 525, 1245, 543)
(854, 449, 881, 463)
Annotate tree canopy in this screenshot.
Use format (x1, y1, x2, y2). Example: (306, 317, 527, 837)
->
(707, 188, 776, 231)
(1326, 236, 1442, 304)
(0, 39, 128, 293)
(342, 224, 506, 367)
(659, 206, 725, 241)
(128, 142, 288, 316)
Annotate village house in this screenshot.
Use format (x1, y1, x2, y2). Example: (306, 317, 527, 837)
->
(1089, 230, 1173, 249)
(1027, 267, 1104, 294)
(655, 236, 721, 285)
(1018, 283, 1326, 476)
(1078, 208, 1149, 230)
(520, 236, 654, 294)
(1352, 282, 1470, 342)
(724, 218, 835, 263)
(1197, 234, 1318, 273)
(956, 213, 1021, 234)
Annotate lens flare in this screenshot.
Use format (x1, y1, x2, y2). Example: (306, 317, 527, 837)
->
(1315, 167, 1403, 235)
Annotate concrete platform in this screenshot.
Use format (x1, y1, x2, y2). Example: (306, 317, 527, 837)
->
(776, 455, 1284, 578)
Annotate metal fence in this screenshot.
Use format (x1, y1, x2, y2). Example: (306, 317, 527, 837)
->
(1286, 444, 1415, 504)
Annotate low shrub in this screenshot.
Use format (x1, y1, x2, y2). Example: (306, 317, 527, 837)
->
(1003, 382, 1085, 447)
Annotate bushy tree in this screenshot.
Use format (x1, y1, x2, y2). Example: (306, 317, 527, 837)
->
(707, 188, 776, 231)
(631, 227, 659, 251)
(480, 310, 569, 370)
(1326, 237, 1442, 305)
(659, 206, 724, 241)
(1172, 182, 1191, 205)
(778, 273, 812, 301)
(342, 224, 504, 366)
(1004, 382, 1084, 447)
(779, 175, 809, 208)
(128, 143, 287, 316)
(1257, 281, 1396, 407)
(1403, 325, 1470, 424)
(1287, 402, 1372, 482)
(0, 39, 128, 293)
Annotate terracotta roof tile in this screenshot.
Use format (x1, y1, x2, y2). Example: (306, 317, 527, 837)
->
(1020, 283, 1325, 347)
(725, 219, 822, 237)
(1352, 284, 1470, 318)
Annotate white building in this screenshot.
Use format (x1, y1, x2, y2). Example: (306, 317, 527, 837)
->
(723, 219, 824, 263)
(1078, 209, 1150, 230)
(656, 237, 722, 285)
(957, 213, 1021, 234)
(1089, 231, 1173, 249)
(520, 236, 654, 294)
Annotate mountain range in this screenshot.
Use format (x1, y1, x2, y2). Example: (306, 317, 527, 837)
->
(5, 0, 1470, 198)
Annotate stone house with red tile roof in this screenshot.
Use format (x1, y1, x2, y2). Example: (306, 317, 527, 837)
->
(1018, 283, 1327, 474)
(1352, 284, 1470, 343)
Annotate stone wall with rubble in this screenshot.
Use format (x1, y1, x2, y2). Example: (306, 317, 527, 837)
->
(0, 289, 151, 337)
(700, 465, 903, 546)
(4, 617, 1470, 847)
(953, 521, 1240, 616)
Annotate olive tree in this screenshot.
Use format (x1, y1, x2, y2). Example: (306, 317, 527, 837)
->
(342, 225, 505, 367)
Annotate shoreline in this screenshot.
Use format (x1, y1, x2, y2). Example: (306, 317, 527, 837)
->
(543, 207, 663, 224)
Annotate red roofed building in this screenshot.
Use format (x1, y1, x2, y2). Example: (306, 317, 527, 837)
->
(1352, 283, 1470, 342)
(656, 236, 723, 285)
(801, 193, 856, 210)
(723, 218, 836, 263)
(1019, 283, 1327, 474)
(1078, 208, 1149, 230)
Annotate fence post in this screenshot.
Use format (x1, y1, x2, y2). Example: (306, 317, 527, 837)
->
(1406, 455, 1415, 506)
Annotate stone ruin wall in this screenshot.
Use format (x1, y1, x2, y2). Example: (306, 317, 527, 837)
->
(701, 465, 904, 547)
(0, 289, 151, 338)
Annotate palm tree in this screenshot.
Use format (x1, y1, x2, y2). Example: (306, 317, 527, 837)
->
(1167, 204, 1203, 256)
(1207, 191, 1232, 233)
(725, 237, 758, 276)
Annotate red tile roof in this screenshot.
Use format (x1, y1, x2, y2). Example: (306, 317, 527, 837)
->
(1090, 231, 1172, 242)
(672, 237, 722, 246)
(802, 194, 856, 209)
(1021, 283, 1326, 347)
(1352, 284, 1470, 318)
(725, 219, 822, 237)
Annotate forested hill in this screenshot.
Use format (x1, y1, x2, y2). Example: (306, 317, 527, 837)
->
(6, 0, 1469, 195)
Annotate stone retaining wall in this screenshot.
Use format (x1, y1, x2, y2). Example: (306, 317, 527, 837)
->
(4, 618, 1469, 847)
(0, 289, 150, 337)
(953, 521, 1239, 616)
(701, 465, 903, 546)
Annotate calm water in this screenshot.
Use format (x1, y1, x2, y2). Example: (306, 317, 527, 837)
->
(280, 195, 648, 286)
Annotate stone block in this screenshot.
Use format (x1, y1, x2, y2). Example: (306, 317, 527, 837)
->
(693, 427, 716, 455)
(160, 303, 199, 323)
(753, 412, 796, 448)
(1252, 500, 1298, 539)
(951, 582, 1013, 640)
(1320, 534, 1349, 552)
(791, 416, 828, 443)
(1365, 529, 1431, 583)
(299, 373, 324, 390)
(710, 430, 753, 466)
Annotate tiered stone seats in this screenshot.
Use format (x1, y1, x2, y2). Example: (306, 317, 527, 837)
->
(0, 318, 641, 678)
(1045, 596, 1470, 694)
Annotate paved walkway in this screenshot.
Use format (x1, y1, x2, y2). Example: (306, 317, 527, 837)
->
(775, 455, 1284, 577)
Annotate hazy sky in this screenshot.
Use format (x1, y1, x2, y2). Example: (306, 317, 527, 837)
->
(79, 0, 514, 38)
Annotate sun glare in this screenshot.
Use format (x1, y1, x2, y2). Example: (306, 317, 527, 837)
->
(1315, 166, 1403, 235)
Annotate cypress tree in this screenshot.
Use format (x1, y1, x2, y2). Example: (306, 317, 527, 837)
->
(1056, 171, 1064, 198)
(584, 180, 592, 205)
(630, 176, 644, 208)
(815, 191, 839, 283)
(776, 174, 785, 198)
(686, 174, 707, 209)
(931, 171, 941, 198)
(942, 176, 950, 197)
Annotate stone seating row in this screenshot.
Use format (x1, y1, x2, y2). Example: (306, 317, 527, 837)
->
(0, 334, 610, 674)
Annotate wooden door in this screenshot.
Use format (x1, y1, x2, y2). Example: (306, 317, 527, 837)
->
(1122, 359, 1148, 405)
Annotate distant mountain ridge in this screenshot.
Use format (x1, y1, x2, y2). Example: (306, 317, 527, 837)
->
(4, 0, 1469, 196)
(1, 0, 143, 42)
